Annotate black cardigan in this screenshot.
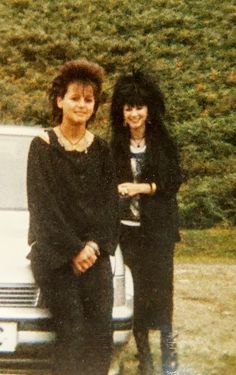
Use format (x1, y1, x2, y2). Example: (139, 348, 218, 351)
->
(27, 131, 119, 270)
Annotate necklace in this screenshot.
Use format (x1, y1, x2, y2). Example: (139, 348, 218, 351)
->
(130, 137, 145, 148)
(59, 126, 86, 146)
(58, 127, 88, 153)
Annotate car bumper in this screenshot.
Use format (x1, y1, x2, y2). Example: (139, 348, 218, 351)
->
(0, 303, 133, 372)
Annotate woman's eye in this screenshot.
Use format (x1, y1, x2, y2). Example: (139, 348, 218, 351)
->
(124, 105, 144, 111)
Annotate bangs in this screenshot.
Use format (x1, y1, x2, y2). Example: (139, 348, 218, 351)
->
(120, 85, 149, 107)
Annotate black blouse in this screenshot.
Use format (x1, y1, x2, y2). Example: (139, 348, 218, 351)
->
(27, 130, 119, 270)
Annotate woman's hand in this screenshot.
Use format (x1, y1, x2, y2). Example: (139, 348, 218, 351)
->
(72, 244, 98, 274)
(118, 182, 154, 197)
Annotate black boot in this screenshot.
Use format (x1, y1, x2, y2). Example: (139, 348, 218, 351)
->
(136, 352, 154, 375)
(134, 328, 154, 375)
(160, 327, 178, 375)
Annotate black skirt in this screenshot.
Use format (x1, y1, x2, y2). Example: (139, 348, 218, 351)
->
(120, 224, 175, 330)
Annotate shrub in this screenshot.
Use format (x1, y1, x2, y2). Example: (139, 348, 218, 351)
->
(0, 0, 235, 228)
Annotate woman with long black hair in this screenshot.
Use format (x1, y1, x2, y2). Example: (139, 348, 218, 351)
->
(110, 70, 182, 375)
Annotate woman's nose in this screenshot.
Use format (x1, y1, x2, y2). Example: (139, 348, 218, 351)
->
(130, 108, 138, 116)
(77, 98, 85, 107)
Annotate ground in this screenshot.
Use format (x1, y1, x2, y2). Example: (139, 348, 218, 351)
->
(2, 263, 235, 375)
(121, 263, 236, 375)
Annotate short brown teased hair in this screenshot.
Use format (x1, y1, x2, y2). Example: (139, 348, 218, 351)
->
(49, 59, 105, 126)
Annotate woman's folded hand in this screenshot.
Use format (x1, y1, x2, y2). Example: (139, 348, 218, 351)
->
(72, 244, 98, 274)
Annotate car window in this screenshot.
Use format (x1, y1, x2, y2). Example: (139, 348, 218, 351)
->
(0, 134, 33, 210)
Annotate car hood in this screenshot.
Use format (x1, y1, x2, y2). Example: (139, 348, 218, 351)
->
(0, 210, 34, 284)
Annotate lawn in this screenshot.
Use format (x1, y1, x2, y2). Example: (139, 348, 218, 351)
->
(120, 227, 236, 374)
(175, 226, 236, 263)
(121, 263, 236, 375)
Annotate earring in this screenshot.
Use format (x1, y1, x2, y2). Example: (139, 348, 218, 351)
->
(123, 121, 127, 127)
(147, 116, 152, 125)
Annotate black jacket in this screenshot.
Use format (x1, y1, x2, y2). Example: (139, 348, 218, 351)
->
(111, 131, 182, 245)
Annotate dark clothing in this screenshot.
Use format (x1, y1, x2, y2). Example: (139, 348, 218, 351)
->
(113, 132, 181, 243)
(27, 131, 119, 269)
(111, 131, 182, 329)
(120, 146, 146, 222)
(31, 251, 113, 375)
(120, 224, 174, 329)
(27, 130, 119, 375)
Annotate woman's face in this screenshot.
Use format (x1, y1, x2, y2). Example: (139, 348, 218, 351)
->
(123, 104, 148, 131)
(57, 82, 95, 126)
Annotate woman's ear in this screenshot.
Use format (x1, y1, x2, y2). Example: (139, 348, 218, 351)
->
(57, 96, 63, 109)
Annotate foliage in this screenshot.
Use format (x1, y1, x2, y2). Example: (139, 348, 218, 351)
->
(175, 226, 236, 262)
(175, 115, 236, 227)
(0, 0, 235, 227)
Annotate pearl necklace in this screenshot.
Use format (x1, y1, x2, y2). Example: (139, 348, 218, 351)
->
(130, 137, 145, 148)
(58, 127, 88, 153)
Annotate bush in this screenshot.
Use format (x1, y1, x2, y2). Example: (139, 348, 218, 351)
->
(0, 0, 235, 228)
(179, 174, 236, 228)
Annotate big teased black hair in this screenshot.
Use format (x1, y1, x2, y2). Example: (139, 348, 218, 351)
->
(110, 69, 182, 186)
(110, 69, 175, 150)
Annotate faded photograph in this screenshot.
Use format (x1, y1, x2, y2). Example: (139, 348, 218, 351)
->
(0, 1, 235, 375)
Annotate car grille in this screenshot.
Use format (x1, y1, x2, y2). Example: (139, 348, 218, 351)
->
(0, 284, 40, 307)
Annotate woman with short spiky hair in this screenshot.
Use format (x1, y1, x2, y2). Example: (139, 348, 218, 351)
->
(110, 70, 182, 375)
(27, 59, 119, 375)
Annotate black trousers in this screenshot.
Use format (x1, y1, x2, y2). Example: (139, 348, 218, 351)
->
(31, 255, 113, 375)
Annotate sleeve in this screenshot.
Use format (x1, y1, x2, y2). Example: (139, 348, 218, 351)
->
(88, 142, 120, 256)
(145, 146, 182, 199)
(27, 138, 84, 269)
(155, 156, 182, 197)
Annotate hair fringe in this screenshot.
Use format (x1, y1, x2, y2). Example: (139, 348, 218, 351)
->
(49, 59, 105, 126)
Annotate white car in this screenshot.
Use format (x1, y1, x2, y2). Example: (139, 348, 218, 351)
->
(0, 125, 133, 375)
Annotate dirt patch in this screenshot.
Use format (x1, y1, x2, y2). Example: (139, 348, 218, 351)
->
(122, 263, 236, 375)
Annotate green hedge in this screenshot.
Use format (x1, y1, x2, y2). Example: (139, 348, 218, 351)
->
(0, 0, 235, 228)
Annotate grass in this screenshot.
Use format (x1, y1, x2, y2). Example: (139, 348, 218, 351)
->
(121, 260, 236, 374)
(120, 228, 236, 374)
(175, 226, 236, 263)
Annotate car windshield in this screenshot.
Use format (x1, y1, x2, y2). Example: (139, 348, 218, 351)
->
(0, 134, 33, 210)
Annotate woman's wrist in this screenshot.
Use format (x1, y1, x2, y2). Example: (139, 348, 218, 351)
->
(149, 182, 157, 195)
(139, 183, 157, 195)
(86, 241, 100, 256)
